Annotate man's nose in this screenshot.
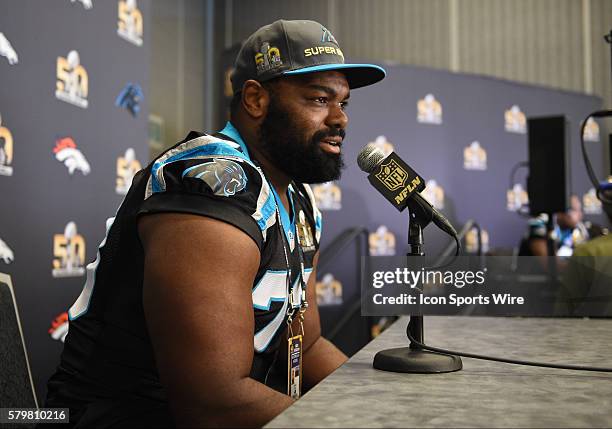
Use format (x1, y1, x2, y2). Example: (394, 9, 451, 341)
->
(326, 102, 349, 131)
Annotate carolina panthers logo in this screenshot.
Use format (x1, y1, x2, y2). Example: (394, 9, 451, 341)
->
(184, 159, 247, 197)
(115, 83, 143, 117)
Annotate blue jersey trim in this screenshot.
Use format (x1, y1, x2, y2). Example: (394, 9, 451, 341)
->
(270, 185, 295, 244)
(220, 121, 252, 161)
(257, 192, 277, 232)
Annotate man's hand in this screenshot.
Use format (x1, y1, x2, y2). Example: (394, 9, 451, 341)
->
(139, 213, 293, 428)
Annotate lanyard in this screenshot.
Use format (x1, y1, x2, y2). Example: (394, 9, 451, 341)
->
(271, 183, 311, 400)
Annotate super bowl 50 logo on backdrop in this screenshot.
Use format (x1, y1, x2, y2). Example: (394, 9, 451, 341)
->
(117, 0, 143, 46)
(369, 225, 396, 256)
(504, 105, 526, 134)
(55, 50, 88, 108)
(417, 94, 442, 125)
(583, 118, 600, 142)
(370, 135, 394, 157)
(583, 188, 602, 215)
(315, 273, 343, 306)
(52, 221, 86, 278)
(0, 113, 14, 176)
(507, 183, 529, 212)
(116, 148, 141, 195)
(463, 141, 487, 171)
(423, 180, 445, 210)
(312, 182, 341, 210)
(465, 227, 489, 254)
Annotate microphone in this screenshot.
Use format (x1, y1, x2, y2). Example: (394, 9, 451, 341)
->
(357, 143, 457, 238)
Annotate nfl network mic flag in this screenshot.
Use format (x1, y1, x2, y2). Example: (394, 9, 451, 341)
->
(367, 152, 426, 211)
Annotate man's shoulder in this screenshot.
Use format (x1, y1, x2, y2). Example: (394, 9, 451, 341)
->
(138, 131, 277, 250)
(574, 234, 612, 257)
(152, 130, 249, 166)
(145, 130, 262, 196)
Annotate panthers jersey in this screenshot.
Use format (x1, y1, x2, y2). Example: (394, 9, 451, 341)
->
(45, 122, 322, 425)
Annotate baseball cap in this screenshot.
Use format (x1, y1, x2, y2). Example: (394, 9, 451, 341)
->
(231, 19, 386, 94)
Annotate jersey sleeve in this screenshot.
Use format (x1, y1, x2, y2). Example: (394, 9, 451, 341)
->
(139, 137, 277, 250)
(527, 215, 548, 240)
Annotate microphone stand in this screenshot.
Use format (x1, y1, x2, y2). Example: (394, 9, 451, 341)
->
(373, 198, 463, 373)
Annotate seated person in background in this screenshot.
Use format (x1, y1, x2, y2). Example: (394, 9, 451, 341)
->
(559, 184, 612, 317)
(519, 195, 589, 257)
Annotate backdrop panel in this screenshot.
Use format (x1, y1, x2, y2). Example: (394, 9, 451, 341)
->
(0, 0, 150, 403)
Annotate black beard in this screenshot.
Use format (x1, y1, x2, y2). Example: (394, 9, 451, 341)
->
(258, 98, 345, 184)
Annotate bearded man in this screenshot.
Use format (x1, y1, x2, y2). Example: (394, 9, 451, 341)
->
(44, 19, 385, 428)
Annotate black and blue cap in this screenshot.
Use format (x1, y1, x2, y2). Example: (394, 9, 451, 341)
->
(231, 19, 386, 94)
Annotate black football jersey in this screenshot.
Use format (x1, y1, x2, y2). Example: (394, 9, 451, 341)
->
(45, 122, 322, 423)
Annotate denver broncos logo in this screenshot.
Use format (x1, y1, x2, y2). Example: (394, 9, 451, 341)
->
(183, 158, 247, 197)
(48, 312, 70, 343)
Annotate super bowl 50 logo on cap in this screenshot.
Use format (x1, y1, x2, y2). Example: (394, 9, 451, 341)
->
(117, 0, 143, 46)
(116, 148, 142, 195)
(0, 114, 14, 176)
(504, 105, 526, 134)
(369, 225, 396, 256)
(417, 94, 442, 125)
(0, 32, 18, 65)
(56, 50, 88, 108)
(54, 136, 91, 175)
(52, 221, 86, 278)
(255, 42, 282, 74)
(312, 182, 341, 210)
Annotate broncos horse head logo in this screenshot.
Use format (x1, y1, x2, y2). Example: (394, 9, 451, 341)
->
(184, 158, 248, 197)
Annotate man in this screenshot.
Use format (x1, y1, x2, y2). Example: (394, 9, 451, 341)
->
(44, 20, 385, 428)
(559, 183, 612, 317)
(519, 194, 589, 257)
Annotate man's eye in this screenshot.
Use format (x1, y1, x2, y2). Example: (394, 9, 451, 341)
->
(340, 101, 349, 110)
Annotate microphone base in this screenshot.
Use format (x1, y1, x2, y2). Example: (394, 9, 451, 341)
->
(373, 347, 463, 373)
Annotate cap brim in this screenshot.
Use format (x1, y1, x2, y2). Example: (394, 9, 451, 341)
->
(283, 63, 386, 89)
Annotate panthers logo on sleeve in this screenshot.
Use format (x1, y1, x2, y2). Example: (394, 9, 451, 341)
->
(183, 158, 247, 197)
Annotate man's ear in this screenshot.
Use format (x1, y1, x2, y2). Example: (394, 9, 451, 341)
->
(241, 80, 271, 120)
